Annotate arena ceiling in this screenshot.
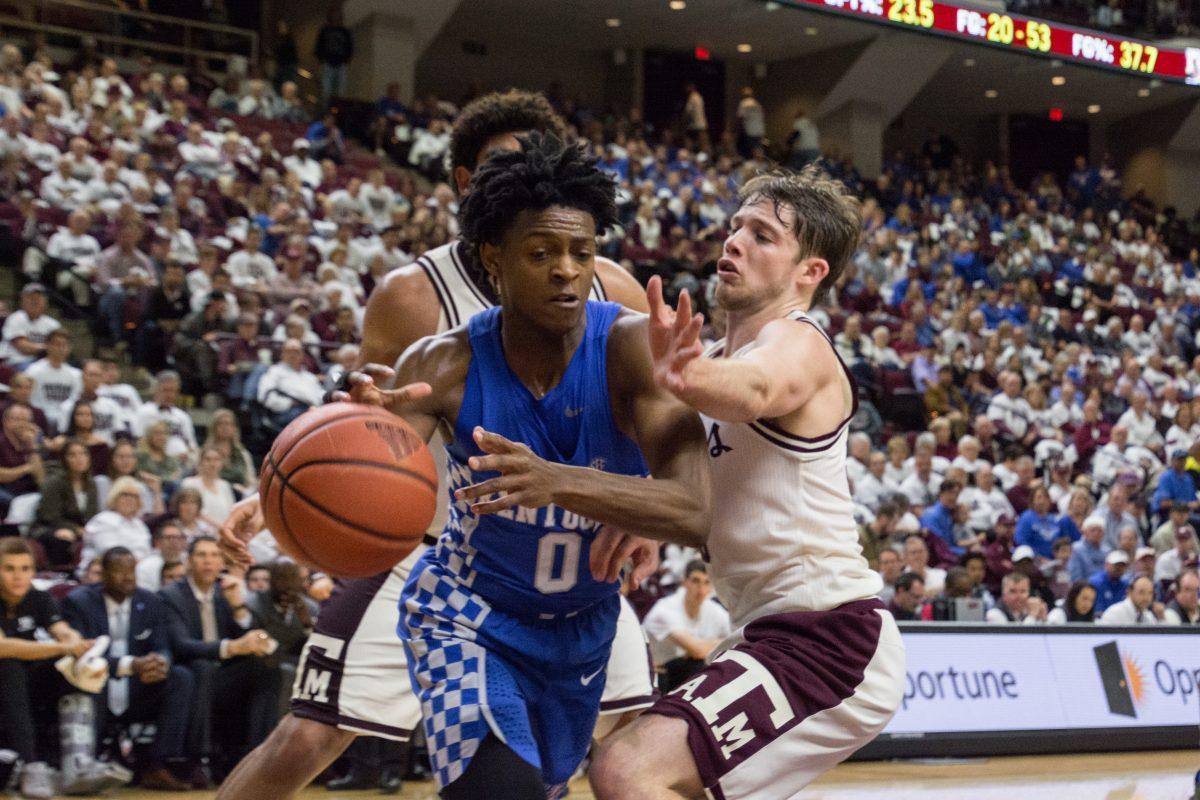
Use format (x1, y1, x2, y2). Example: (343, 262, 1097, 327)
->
(441, 0, 1197, 120)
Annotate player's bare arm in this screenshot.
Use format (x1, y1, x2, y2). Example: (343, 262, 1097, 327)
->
(349, 328, 472, 444)
(355, 264, 442, 369)
(647, 276, 841, 429)
(596, 256, 650, 313)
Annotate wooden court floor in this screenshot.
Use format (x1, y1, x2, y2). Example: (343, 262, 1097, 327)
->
(108, 749, 1197, 800)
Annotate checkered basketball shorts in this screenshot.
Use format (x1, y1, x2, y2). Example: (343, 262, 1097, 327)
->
(399, 552, 618, 794)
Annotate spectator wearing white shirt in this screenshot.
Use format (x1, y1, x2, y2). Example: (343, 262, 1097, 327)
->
(1092, 425, 1158, 490)
(985, 572, 1049, 624)
(902, 432, 951, 475)
(868, 326, 903, 369)
(1162, 571, 1198, 625)
(59, 359, 130, 445)
(20, 120, 62, 172)
(960, 462, 1015, 532)
(903, 534, 946, 598)
(360, 170, 401, 231)
(1115, 391, 1161, 450)
(132, 371, 198, 463)
(63, 137, 101, 183)
(854, 451, 899, 511)
(408, 118, 451, 180)
(98, 361, 142, 418)
(360, 226, 412, 274)
(25, 329, 82, 431)
(179, 447, 236, 533)
(45, 209, 102, 303)
(39, 156, 87, 210)
(988, 371, 1034, 443)
(157, 208, 197, 266)
(1154, 528, 1197, 584)
(1164, 404, 1199, 454)
(1120, 314, 1155, 358)
(883, 435, 913, 486)
(178, 122, 222, 180)
(80, 477, 153, 575)
(900, 451, 942, 509)
(641, 561, 731, 693)
(84, 160, 131, 216)
(845, 431, 871, 486)
(257, 339, 325, 427)
(1099, 575, 1160, 624)
(323, 176, 367, 224)
(949, 435, 986, 478)
(224, 227, 277, 292)
(1, 283, 60, 365)
(283, 139, 322, 188)
(735, 86, 765, 157)
(136, 522, 189, 592)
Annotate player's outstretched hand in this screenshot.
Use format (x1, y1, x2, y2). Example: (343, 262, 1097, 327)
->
(219, 494, 264, 568)
(456, 427, 561, 514)
(332, 364, 433, 415)
(646, 275, 704, 397)
(589, 526, 660, 585)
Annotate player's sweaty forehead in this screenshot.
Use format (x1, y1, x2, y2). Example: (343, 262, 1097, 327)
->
(511, 207, 596, 245)
(730, 197, 797, 238)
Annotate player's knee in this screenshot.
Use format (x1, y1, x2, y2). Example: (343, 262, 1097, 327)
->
(588, 733, 644, 799)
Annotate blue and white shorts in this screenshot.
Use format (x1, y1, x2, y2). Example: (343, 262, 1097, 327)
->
(399, 552, 620, 796)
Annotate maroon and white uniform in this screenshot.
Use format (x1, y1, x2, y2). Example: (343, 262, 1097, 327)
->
(650, 310, 905, 799)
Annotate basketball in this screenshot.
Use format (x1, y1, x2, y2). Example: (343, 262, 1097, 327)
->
(259, 403, 437, 577)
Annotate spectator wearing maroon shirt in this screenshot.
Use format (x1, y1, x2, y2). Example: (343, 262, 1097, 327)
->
(0, 403, 45, 516)
(0, 374, 50, 435)
(1073, 397, 1111, 470)
(1005, 456, 1037, 515)
(892, 321, 922, 364)
(983, 513, 1018, 595)
(218, 315, 264, 402)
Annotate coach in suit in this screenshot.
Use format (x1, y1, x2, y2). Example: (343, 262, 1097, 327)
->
(158, 537, 278, 780)
(61, 546, 193, 790)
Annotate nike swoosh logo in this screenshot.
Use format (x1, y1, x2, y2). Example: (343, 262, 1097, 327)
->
(134, 630, 152, 640)
(580, 666, 605, 687)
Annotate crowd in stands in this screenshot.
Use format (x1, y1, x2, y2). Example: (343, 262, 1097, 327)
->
(1010, 0, 1200, 37)
(0, 19, 1199, 798)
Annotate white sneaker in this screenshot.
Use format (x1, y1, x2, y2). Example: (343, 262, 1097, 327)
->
(61, 759, 133, 796)
(19, 762, 54, 800)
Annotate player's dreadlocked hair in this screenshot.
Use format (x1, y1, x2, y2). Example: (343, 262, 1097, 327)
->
(450, 89, 568, 173)
(458, 132, 618, 265)
(738, 166, 861, 307)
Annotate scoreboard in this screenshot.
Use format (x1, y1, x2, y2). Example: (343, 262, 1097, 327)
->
(774, 0, 1200, 85)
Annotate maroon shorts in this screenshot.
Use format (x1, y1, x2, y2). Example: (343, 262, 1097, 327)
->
(649, 599, 905, 799)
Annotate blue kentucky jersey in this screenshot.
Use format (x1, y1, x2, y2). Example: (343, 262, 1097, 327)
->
(435, 301, 648, 617)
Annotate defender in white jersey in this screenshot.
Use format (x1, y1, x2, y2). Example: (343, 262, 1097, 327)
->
(591, 169, 906, 800)
(217, 90, 654, 800)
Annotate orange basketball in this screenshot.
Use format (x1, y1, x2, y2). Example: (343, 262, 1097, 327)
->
(259, 403, 437, 577)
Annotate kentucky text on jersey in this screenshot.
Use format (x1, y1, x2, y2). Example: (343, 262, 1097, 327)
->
(431, 301, 647, 618)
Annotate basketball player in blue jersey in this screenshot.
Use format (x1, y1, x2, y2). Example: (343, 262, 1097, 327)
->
(216, 92, 655, 800)
(344, 133, 711, 799)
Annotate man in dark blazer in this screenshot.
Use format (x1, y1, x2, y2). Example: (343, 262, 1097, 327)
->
(158, 537, 278, 782)
(62, 546, 193, 791)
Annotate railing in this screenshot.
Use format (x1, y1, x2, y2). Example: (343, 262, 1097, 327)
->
(0, 0, 258, 69)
